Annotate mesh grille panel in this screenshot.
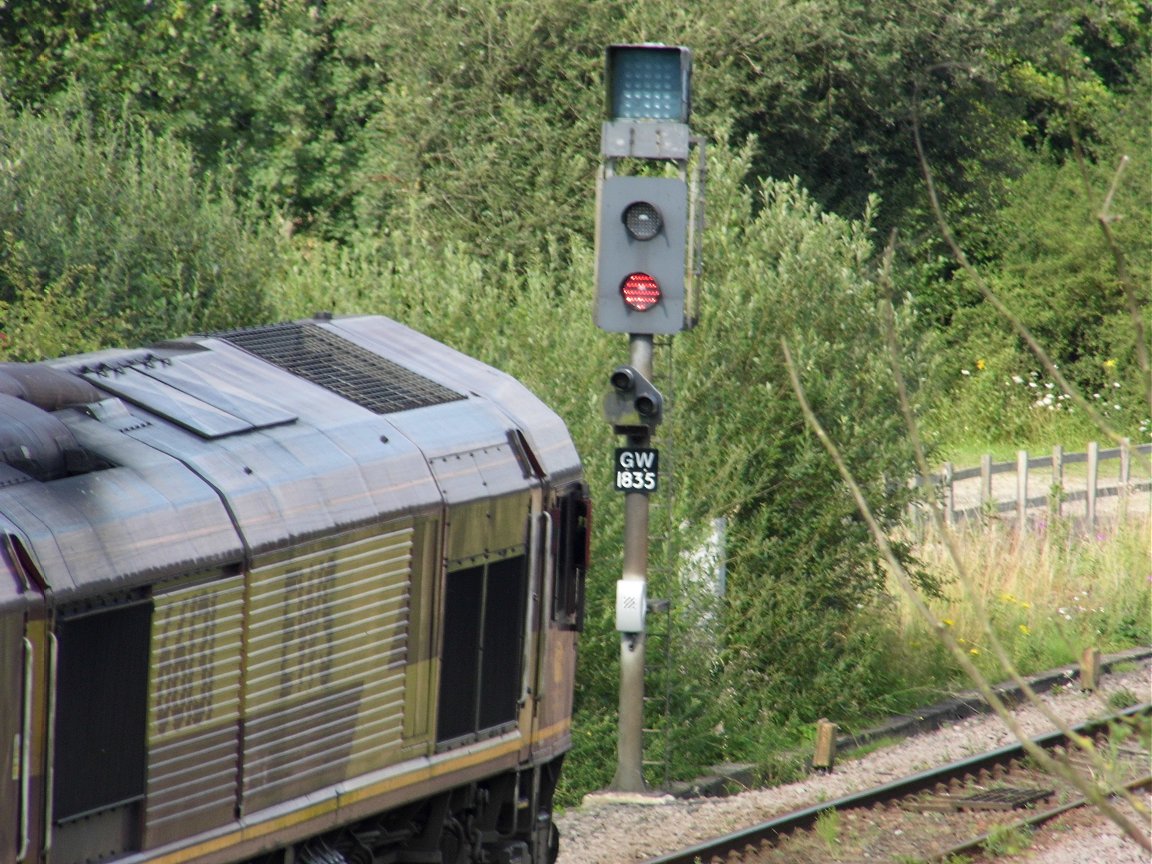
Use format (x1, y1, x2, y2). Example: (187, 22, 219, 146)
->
(220, 322, 463, 414)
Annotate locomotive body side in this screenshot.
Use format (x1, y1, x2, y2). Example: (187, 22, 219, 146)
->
(0, 315, 587, 864)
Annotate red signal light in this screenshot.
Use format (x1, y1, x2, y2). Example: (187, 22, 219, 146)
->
(621, 273, 661, 311)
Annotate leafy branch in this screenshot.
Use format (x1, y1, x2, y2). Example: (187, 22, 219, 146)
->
(911, 98, 1142, 451)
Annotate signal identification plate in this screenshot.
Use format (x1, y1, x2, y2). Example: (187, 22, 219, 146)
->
(614, 447, 659, 493)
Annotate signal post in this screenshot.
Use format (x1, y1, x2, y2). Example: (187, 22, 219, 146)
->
(594, 44, 700, 793)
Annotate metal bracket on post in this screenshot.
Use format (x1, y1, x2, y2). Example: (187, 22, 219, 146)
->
(601, 120, 690, 161)
(604, 364, 664, 433)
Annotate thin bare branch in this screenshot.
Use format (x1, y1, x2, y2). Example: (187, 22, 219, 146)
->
(879, 232, 1145, 815)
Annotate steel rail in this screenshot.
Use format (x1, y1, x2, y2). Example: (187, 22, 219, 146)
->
(640, 703, 1150, 864)
(929, 773, 1151, 862)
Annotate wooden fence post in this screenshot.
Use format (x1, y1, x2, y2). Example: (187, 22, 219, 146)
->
(1080, 647, 1102, 692)
(1120, 437, 1131, 512)
(944, 462, 955, 527)
(1050, 445, 1063, 517)
(1016, 450, 1028, 528)
(1087, 441, 1099, 531)
(926, 442, 1144, 530)
(812, 719, 838, 772)
(980, 453, 992, 511)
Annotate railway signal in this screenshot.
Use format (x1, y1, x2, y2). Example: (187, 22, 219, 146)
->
(604, 43, 691, 124)
(594, 43, 702, 795)
(603, 364, 664, 431)
(595, 176, 689, 334)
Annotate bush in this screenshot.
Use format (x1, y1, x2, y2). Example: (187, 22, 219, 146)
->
(0, 90, 280, 345)
(667, 148, 934, 752)
(912, 68, 1152, 451)
(0, 250, 126, 361)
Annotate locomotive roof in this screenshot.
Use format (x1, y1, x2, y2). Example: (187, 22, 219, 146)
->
(0, 314, 580, 605)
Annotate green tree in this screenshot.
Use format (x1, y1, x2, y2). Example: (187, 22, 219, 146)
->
(6, 0, 1144, 263)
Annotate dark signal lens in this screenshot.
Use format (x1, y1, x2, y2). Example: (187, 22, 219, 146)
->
(621, 273, 661, 311)
(622, 201, 662, 240)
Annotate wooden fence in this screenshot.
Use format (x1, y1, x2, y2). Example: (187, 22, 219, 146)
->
(915, 440, 1152, 530)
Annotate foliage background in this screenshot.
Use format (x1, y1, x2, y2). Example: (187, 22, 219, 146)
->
(0, 0, 1148, 800)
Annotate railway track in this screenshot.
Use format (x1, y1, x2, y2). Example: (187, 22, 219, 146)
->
(641, 704, 1151, 864)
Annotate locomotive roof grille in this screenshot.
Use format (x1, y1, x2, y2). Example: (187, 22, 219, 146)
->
(219, 321, 465, 414)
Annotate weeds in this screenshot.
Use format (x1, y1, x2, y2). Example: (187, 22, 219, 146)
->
(1106, 688, 1140, 711)
(785, 335, 1152, 849)
(841, 735, 902, 762)
(813, 808, 840, 852)
(894, 516, 1150, 678)
(982, 823, 1033, 857)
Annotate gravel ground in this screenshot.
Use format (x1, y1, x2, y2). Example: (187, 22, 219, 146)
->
(554, 664, 1151, 864)
(1019, 792, 1151, 864)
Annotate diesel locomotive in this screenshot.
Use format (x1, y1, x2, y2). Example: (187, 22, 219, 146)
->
(0, 314, 588, 864)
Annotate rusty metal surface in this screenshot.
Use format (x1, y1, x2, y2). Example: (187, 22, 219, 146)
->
(145, 571, 245, 846)
(241, 522, 415, 811)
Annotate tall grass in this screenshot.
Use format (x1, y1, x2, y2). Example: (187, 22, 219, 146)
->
(895, 515, 1151, 682)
